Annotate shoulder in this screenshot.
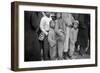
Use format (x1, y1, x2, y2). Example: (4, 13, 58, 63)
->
(40, 16, 47, 23)
(41, 16, 46, 20)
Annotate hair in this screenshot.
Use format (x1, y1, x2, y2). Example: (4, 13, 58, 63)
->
(72, 20, 79, 28)
(74, 20, 79, 25)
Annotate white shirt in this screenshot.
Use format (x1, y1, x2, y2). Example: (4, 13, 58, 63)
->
(40, 16, 52, 35)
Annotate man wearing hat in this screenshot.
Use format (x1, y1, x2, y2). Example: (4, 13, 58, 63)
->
(48, 13, 57, 60)
(40, 12, 52, 60)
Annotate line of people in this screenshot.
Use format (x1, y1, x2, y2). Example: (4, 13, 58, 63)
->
(39, 12, 82, 60)
(24, 11, 90, 61)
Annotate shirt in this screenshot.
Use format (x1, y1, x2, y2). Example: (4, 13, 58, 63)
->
(40, 16, 52, 35)
(70, 28, 78, 43)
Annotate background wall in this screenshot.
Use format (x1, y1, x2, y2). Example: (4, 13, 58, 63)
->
(0, 0, 99, 73)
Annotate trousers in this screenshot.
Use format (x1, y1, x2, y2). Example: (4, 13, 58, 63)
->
(64, 27, 71, 52)
(50, 45, 57, 60)
(58, 40, 64, 60)
(43, 36, 50, 60)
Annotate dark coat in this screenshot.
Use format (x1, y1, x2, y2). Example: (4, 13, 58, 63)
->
(24, 11, 42, 61)
(77, 14, 90, 48)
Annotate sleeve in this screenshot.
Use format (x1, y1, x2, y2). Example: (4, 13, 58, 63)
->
(40, 17, 48, 35)
(55, 21, 61, 36)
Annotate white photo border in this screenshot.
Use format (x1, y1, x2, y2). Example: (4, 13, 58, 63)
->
(18, 4, 96, 68)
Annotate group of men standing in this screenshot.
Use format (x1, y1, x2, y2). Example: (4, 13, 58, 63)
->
(24, 11, 90, 61)
(39, 12, 79, 60)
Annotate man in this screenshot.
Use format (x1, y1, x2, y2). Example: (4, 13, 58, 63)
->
(55, 13, 66, 60)
(69, 20, 79, 58)
(24, 12, 41, 61)
(62, 13, 75, 59)
(48, 14, 57, 60)
(77, 14, 90, 56)
(40, 12, 52, 60)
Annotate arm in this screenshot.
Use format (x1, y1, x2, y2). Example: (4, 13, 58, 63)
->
(40, 17, 48, 35)
(55, 21, 61, 36)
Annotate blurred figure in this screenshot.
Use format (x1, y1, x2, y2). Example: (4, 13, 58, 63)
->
(40, 12, 52, 60)
(24, 12, 41, 61)
(55, 13, 66, 60)
(69, 20, 79, 58)
(62, 13, 75, 59)
(48, 13, 57, 60)
(77, 14, 90, 56)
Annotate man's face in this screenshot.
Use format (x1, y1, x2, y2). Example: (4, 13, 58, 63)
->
(56, 13, 61, 18)
(45, 12, 50, 17)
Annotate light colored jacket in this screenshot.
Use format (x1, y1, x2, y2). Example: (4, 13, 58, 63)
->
(55, 18, 66, 41)
(48, 28, 56, 47)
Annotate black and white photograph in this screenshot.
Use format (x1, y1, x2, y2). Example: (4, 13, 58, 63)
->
(11, 1, 97, 71)
(24, 11, 90, 61)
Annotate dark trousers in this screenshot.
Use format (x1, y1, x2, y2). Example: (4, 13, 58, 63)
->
(43, 36, 50, 60)
(79, 46, 86, 56)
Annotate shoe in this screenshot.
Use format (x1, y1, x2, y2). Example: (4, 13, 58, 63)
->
(63, 52, 68, 60)
(78, 51, 83, 56)
(67, 53, 72, 59)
